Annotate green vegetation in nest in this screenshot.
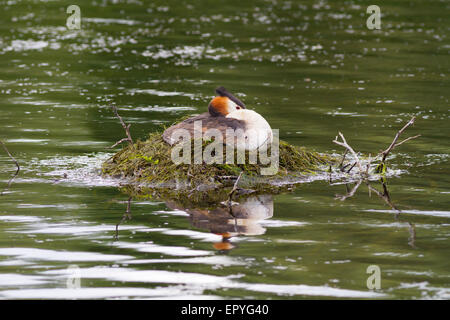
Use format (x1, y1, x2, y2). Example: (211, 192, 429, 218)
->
(102, 130, 335, 196)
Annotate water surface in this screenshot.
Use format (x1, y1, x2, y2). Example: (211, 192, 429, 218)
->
(0, 0, 449, 299)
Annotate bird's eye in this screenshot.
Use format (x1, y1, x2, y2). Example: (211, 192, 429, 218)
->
(236, 106, 241, 110)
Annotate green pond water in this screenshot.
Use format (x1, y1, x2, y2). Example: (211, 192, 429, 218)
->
(0, 0, 449, 299)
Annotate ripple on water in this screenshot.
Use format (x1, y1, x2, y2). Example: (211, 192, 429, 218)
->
(120, 105, 197, 113)
(39, 267, 386, 298)
(0, 248, 133, 262)
(113, 241, 212, 257)
(15, 222, 142, 235)
(390, 282, 450, 300)
(122, 256, 244, 266)
(150, 228, 224, 242)
(9, 97, 89, 108)
(0, 287, 219, 300)
(0, 215, 43, 223)
(0, 274, 47, 286)
(259, 220, 308, 227)
(84, 17, 141, 26)
(3, 40, 48, 52)
(365, 209, 450, 218)
(5, 139, 50, 144)
(29, 153, 119, 187)
(128, 88, 197, 99)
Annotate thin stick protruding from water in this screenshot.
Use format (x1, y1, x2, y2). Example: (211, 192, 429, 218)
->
(228, 172, 243, 204)
(0, 140, 20, 195)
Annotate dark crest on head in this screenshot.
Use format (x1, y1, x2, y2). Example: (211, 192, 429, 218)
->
(215, 86, 246, 109)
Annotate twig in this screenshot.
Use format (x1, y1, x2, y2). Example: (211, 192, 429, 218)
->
(394, 134, 421, 149)
(338, 150, 348, 171)
(346, 162, 357, 173)
(111, 138, 130, 149)
(380, 116, 419, 163)
(0, 140, 20, 195)
(110, 105, 135, 150)
(333, 132, 365, 175)
(228, 172, 243, 206)
(341, 163, 351, 171)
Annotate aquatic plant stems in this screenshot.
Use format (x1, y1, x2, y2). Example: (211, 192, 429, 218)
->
(110, 105, 135, 150)
(0, 140, 20, 195)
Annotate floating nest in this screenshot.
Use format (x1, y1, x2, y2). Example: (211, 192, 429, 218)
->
(102, 129, 335, 204)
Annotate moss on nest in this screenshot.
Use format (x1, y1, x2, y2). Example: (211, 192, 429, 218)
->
(102, 129, 335, 199)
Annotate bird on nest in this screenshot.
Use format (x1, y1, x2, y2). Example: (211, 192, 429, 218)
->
(162, 86, 273, 151)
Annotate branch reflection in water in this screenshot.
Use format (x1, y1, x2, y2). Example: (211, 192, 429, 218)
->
(113, 178, 417, 251)
(114, 196, 132, 241)
(335, 178, 416, 248)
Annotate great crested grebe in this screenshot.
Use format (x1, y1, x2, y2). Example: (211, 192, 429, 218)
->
(162, 87, 273, 151)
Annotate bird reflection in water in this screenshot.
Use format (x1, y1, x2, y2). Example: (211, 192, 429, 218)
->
(114, 194, 274, 252)
(165, 195, 273, 251)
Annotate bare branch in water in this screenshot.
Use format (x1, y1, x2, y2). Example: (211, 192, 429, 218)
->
(346, 162, 357, 173)
(380, 116, 420, 163)
(394, 134, 421, 149)
(0, 140, 20, 195)
(111, 137, 130, 149)
(114, 197, 133, 240)
(110, 105, 135, 150)
(333, 117, 420, 177)
(333, 132, 365, 175)
(228, 172, 243, 207)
